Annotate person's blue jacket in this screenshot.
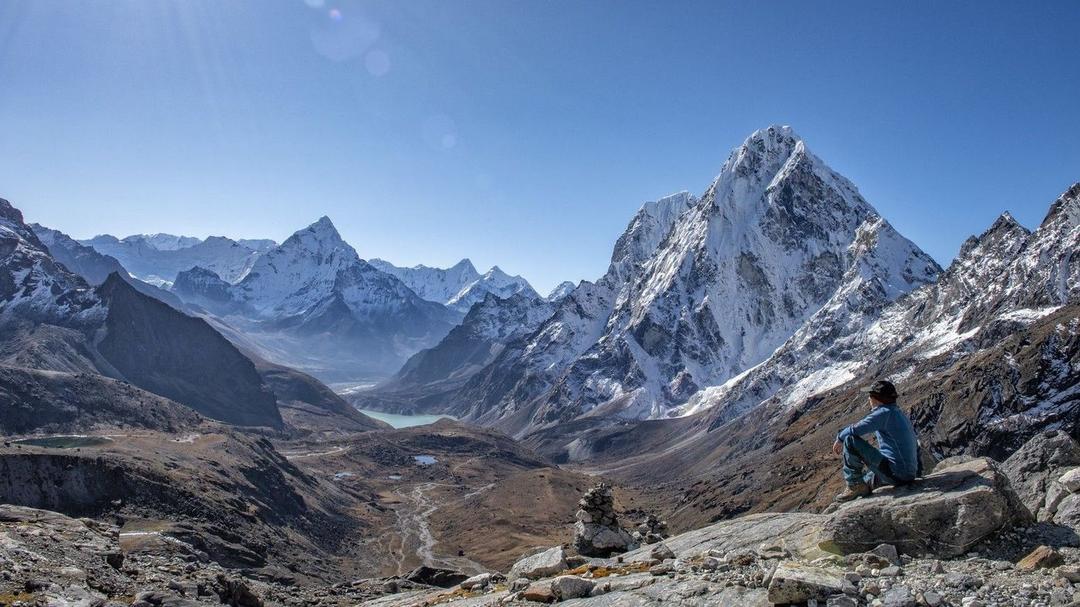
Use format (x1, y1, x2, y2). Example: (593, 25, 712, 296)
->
(837, 403, 919, 481)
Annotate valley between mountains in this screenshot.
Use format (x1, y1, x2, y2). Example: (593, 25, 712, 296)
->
(1, 126, 1078, 606)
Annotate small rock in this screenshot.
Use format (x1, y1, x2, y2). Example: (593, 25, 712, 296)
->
(521, 581, 555, 603)
(1016, 545, 1064, 570)
(460, 573, 493, 590)
(550, 576, 594, 600)
(877, 565, 901, 577)
(767, 562, 855, 604)
(869, 544, 901, 566)
(1057, 565, 1080, 583)
(104, 551, 124, 570)
(923, 590, 943, 606)
(650, 544, 675, 561)
(882, 585, 915, 607)
(757, 544, 790, 560)
(648, 563, 673, 576)
(1060, 468, 1080, 493)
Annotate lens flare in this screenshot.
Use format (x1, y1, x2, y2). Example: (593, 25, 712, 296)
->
(328, 8, 342, 21)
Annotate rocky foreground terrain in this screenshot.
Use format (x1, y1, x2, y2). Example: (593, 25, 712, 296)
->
(3, 430, 1080, 607)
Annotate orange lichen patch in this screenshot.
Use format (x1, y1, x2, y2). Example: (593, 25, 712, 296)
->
(0, 592, 37, 605)
(563, 562, 651, 579)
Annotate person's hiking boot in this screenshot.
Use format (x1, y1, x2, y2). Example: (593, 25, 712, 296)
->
(835, 482, 872, 502)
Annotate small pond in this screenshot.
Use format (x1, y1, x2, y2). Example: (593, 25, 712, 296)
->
(413, 455, 438, 466)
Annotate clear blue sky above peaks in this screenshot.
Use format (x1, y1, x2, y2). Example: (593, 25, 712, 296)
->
(1, 1, 1078, 293)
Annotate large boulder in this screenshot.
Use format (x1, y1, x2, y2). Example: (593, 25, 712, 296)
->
(403, 566, 469, 588)
(508, 546, 568, 581)
(1001, 430, 1080, 519)
(818, 458, 1030, 557)
(766, 562, 855, 604)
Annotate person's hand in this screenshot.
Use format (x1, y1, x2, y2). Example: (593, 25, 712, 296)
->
(832, 440, 842, 456)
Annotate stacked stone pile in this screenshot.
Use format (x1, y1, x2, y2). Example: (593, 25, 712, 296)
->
(631, 513, 669, 545)
(572, 483, 636, 557)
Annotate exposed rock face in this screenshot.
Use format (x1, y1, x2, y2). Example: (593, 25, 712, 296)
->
(172, 265, 240, 311)
(573, 483, 636, 557)
(97, 274, 282, 428)
(1002, 430, 1080, 520)
(819, 458, 1030, 557)
(404, 566, 469, 588)
(369, 292, 556, 406)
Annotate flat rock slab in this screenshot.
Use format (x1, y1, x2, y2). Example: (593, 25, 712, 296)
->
(621, 512, 827, 563)
(818, 458, 1029, 557)
(561, 574, 770, 606)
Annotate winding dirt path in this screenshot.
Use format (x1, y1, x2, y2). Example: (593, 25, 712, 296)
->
(390, 482, 493, 575)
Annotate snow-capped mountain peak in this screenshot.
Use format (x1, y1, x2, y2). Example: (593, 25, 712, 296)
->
(284, 216, 350, 252)
(447, 265, 539, 312)
(1041, 182, 1080, 230)
(420, 126, 944, 436)
(547, 281, 577, 301)
(450, 258, 478, 275)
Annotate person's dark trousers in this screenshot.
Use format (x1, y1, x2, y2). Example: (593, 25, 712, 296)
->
(841, 434, 897, 487)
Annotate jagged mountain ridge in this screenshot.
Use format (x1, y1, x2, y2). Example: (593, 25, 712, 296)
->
(369, 257, 482, 304)
(371, 257, 540, 313)
(396, 126, 940, 437)
(81, 232, 271, 286)
(518, 185, 1078, 531)
(31, 223, 193, 311)
(170, 216, 460, 381)
(688, 183, 1080, 429)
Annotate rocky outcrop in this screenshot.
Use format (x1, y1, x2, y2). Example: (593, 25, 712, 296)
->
(819, 458, 1031, 557)
(573, 483, 635, 557)
(96, 273, 283, 429)
(1002, 430, 1080, 522)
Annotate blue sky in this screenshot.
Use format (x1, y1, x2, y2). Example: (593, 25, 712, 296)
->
(1, 1, 1078, 293)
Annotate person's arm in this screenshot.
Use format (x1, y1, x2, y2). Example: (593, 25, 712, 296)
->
(836, 407, 889, 443)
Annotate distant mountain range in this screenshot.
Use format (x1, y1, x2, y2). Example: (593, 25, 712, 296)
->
(66, 219, 544, 383)
(4, 125, 1075, 508)
(0, 197, 385, 434)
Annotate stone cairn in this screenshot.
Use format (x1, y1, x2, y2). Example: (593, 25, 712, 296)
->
(632, 513, 669, 545)
(573, 483, 636, 557)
